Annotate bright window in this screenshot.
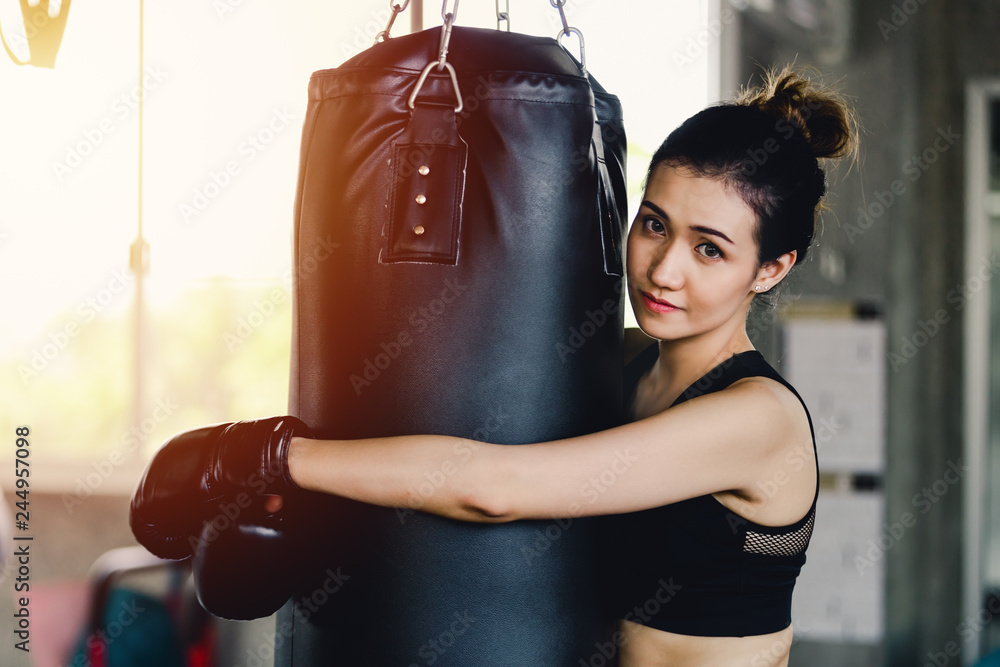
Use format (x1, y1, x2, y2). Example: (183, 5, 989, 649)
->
(0, 0, 712, 490)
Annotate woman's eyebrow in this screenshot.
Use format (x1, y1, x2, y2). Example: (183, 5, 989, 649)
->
(641, 200, 735, 246)
(641, 200, 669, 220)
(691, 225, 735, 246)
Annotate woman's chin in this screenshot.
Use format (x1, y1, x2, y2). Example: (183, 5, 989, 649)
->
(633, 317, 674, 343)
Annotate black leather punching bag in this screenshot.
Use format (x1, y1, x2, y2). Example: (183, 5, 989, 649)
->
(278, 23, 627, 666)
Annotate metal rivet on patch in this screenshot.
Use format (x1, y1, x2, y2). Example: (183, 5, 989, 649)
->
(413, 225, 426, 235)
(418, 165, 430, 176)
(415, 194, 427, 205)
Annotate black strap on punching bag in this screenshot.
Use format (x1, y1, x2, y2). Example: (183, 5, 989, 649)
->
(279, 8, 627, 665)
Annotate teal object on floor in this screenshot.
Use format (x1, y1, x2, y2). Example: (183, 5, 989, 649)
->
(67, 587, 184, 667)
(974, 650, 1000, 667)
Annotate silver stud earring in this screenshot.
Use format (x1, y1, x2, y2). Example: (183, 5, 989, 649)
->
(754, 285, 761, 292)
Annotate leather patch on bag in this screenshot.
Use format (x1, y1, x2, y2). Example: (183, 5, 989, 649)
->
(384, 104, 468, 264)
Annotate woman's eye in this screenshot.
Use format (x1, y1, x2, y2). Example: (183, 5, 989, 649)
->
(643, 217, 665, 234)
(696, 242, 723, 259)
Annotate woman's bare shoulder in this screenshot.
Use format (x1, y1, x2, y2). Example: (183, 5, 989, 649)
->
(624, 327, 656, 365)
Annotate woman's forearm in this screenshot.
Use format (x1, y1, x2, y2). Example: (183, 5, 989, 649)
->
(287, 434, 514, 523)
(283, 379, 798, 525)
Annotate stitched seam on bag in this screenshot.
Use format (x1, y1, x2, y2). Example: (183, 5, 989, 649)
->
(310, 90, 593, 108)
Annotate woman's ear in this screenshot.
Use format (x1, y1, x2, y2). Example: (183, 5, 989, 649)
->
(754, 250, 797, 291)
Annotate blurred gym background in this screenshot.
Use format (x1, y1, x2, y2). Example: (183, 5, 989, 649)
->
(1, 1, 999, 665)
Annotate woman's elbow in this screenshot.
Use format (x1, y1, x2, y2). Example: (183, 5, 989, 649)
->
(449, 447, 521, 523)
(458, 486, 515, 523)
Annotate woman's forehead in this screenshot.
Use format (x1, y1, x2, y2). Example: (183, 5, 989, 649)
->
(642, 166, 756, 239)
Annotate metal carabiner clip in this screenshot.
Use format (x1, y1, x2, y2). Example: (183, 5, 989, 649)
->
(375, 0, 410, 45)
(430, 0, 460, 70)
(557, 27, 586, 74)
(496, 0, 510, 31)
(550, 0, 586, 75)
(436, 8, 456, 69)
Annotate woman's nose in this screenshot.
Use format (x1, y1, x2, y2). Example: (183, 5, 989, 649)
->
(647, 240, 685, 290)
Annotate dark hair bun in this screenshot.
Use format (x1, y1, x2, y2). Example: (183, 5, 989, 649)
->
(647, 64, 859, 268)
(737, 66, 857, 162)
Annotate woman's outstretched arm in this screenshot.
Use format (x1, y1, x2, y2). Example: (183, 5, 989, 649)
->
(287, 377, 812, 523)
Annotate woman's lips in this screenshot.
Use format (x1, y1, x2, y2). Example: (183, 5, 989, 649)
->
(640, 291, 680, 314)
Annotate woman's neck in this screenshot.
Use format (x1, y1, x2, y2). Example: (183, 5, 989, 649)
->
(653, 328, 756, 405)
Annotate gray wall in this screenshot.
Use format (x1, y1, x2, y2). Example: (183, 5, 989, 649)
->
(739, 0, 1000, 665)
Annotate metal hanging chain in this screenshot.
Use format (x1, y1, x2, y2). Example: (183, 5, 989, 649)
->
(496, 0, 510, 31)
(441, 0, 459, 24)
(375, 0, 410, 45)
(436, 0, 459, 67)
(551, 0, 570, 34)
(408, 0, 464, 112)
(549, 0, 586, 74)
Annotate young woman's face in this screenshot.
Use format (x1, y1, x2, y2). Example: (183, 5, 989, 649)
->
(626, 165, 762, 344)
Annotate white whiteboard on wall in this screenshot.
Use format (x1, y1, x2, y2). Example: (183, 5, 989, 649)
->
(792, 490, 884, 643)
(783, 318, 886, 474)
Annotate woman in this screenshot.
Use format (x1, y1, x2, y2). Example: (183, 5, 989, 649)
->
(270, 67, 857, 666)
(133, 66, 856, 666)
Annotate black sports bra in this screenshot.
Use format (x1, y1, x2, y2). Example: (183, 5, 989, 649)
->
(601, 344, 819, 637)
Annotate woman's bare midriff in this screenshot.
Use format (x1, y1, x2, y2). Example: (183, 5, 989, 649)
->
(619, 620, 794, 667)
